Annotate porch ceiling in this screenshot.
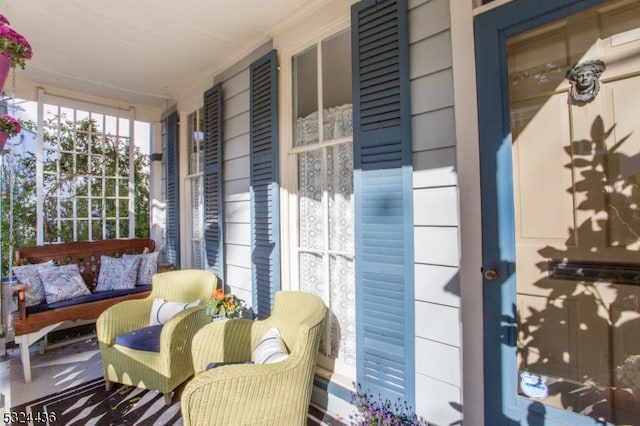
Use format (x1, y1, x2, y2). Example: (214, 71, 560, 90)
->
(0, 0, 318, 109)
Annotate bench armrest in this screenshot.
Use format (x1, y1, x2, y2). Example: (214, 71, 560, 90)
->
(12, 284, 27, 320)
(158, 263, 174, 273)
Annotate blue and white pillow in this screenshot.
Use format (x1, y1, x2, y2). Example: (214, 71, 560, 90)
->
(12, 260, 54, 306)
(254, 328, 289, 364)
(37, 264, 91, 304)
(149, 298, 201, 326)
(95, 255, 141, 291)
(123, 251, 158, 285)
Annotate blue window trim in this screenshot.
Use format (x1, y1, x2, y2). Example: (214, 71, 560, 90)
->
(475, 0, 611, 424)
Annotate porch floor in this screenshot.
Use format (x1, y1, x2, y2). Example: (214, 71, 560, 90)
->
(0, 327, 345, 425)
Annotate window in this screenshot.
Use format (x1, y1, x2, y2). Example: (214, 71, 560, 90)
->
(187, 108, 205, 268)
(38, 96, 147, 244)
(290, 29, 355, 371)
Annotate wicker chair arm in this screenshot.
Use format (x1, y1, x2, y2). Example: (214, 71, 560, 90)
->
(160, 307, 210, 357)
(182, 360, 312, 426)
(96, 299, 151, 345)
(191, 318, 256, 373)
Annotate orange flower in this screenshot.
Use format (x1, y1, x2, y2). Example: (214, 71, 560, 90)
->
(213, 288, 225, 301)
(227, 299, 235, 310)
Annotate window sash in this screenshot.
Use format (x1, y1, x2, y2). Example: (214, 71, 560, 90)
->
(290, 31, 355, 371)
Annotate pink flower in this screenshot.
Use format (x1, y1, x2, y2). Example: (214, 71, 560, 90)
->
(0, 19, 32, 68)
(0, 114, 22, 137)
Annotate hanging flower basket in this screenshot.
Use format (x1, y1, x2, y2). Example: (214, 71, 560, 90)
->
(0, 53, 10, 95)
(0, 13, 33, 93)
(0, 113, 22, 151)
(0, 130, 8, 152)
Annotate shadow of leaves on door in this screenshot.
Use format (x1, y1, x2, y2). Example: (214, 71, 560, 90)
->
(518, 116, 640, 424)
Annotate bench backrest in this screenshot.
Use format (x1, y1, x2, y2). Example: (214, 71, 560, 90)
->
(15, 238, 156, 291)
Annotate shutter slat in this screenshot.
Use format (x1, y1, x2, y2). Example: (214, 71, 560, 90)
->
(250, 49, 280, 319)
(165, 111, 180, 266)
(352, 0, 414, 405)
(203, 84, 224, 278)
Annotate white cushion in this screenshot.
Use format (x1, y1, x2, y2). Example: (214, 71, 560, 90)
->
(149, 298, 200, 326)
(254, 328, 289, 364)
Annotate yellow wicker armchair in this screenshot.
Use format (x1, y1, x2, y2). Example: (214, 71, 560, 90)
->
(181, 291, 327, 426)
(96, 269, 217, 405)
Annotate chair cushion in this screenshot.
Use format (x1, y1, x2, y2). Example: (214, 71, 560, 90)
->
(254, 328, 289, 364)
(123, 252, 159, 285)
(149, 298, 201, 326)
(95, 255, 141, 291)
(25, 285, 152, 315)
(12, 260, 54, 306)
(115, 325, 163, 352)
(37, 264, 91, 304)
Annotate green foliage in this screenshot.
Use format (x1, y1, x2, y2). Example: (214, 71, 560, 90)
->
(1, 115, 150, 273)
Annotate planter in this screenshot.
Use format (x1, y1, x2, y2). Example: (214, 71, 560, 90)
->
(0, 131, 8, 152)
(0, 54, 10, 94)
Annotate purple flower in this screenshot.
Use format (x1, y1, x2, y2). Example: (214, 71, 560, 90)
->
(350, 384, 426, 426)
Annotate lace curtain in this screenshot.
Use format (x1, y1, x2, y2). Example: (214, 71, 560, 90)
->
(298, 139, 355, 366)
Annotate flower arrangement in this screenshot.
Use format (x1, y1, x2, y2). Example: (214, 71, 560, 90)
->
(0, 14, 33, 69)
(206, 288, 247, 319)
(350, 385, 426, 426)
(0, 114, 22, 137)
(616, 354, 640, 393)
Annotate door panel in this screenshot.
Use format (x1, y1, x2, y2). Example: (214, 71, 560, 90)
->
(507, 1, 640, 423)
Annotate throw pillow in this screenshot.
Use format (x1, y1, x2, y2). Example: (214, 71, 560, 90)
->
(12, 260, 54, 306)
(149, 298, 201, 326)
(123, 251, 159, 285)
(115, 325, 163, 352)
(254, 328, 289, 364)
(95, 255, 141, 292)
(37, 264, 91, 304)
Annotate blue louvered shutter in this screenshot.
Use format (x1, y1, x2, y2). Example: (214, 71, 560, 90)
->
(165, 110, 180, 266)
(250, 50, 280, 318)
(203, 84, 225, 279)
(352, 0, 415, 404)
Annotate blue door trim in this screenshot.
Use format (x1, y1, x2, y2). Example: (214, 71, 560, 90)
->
(475, 0, 609, 424)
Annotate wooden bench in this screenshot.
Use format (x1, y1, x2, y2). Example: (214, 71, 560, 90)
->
(11, 238, 172, 383)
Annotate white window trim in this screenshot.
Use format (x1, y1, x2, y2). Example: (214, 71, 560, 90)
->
(36, 89, 136, 244)
(277, 17, 356, 382)
(180, 109, 206, 269)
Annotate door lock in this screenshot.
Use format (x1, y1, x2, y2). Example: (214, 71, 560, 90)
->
(484, 269, 499, 281)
